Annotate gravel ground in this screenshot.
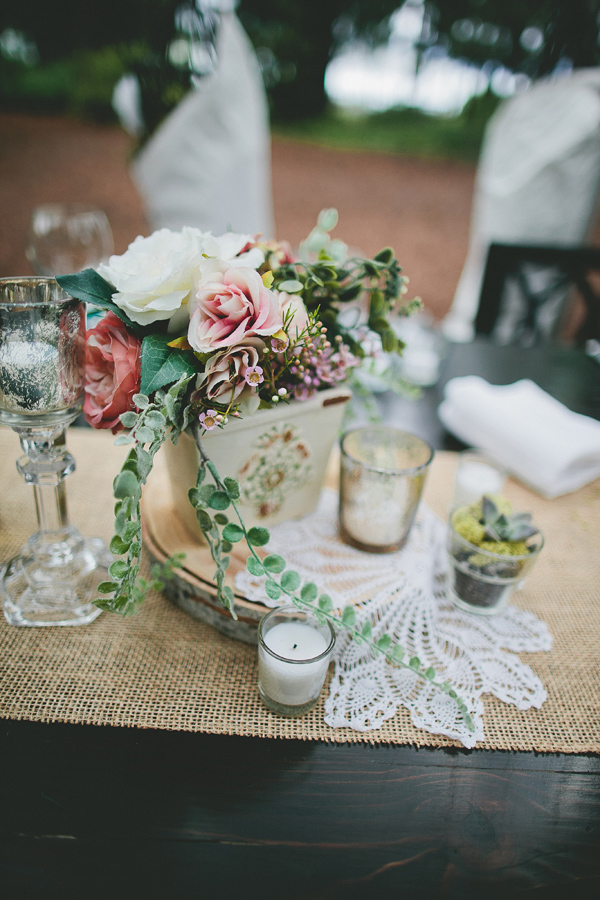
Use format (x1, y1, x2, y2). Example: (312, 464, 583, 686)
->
(0, 112, 477, 320)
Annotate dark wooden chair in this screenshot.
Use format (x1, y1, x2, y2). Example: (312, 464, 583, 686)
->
(475, 243, 600, 346)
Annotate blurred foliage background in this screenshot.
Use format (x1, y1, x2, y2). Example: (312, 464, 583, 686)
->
(1, 0, 599, 162)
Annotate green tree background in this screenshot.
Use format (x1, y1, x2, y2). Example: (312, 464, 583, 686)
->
(1, 0, 598, 125)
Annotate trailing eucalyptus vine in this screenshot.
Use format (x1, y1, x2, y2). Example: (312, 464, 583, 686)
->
(94, 374, 192, 615)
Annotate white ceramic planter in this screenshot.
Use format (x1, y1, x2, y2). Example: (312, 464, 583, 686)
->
(163, 385, 352, 541)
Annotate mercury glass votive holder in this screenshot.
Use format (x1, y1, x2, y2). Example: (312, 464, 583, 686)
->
(339, 426, 434, 553)
(258, 606, 336, 717)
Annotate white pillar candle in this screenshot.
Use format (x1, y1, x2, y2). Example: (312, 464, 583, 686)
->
(259, 621, 331, 708)
(454, 460, 505, 507)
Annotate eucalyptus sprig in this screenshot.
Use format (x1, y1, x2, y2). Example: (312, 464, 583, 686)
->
(270, 207, 421, 359)
(95, 374, 192, 616)
(187, 447, 474, 733)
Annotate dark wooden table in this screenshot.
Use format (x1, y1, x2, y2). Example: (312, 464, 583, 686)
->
(2, 338, 600, 900)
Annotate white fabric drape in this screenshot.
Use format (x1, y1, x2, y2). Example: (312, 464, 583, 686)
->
(132, 13, 274, 239)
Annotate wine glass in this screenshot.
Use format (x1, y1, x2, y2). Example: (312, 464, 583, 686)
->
(26, 203, 114, 276)
(0, 277, 112, 626)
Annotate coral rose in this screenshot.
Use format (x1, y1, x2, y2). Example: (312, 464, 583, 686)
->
(188, 268, 282, 353)
(84, 312, 142, 433)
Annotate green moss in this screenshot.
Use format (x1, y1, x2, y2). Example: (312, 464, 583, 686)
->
(451, 508, 485, 545)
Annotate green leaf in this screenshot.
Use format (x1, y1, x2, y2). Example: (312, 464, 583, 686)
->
(381, 329, 398, 354)
(214, 513, 229, 526)
(390, 645, 405, 663)
(132, 393, 150, 409)
(109, 560, 129, 579)
(317, 207, 338, 231)
(278, 279, 304, 293)
(97, 581, 118, 594)
(409, 656, 421, 670)
(145, 410, 167, 429)
(425, 667, 436, 681)
(119, 411, 138, 428)
(300, 582, 318, 603)
(109, 535, 129, 555)
(281, 570, 301, 591)
(265, 579, 282, 601)
(135, 447, 153, 481)
(247, 526, 270, 547)
(318, 594, 333, 612)
(221, 585, 236, 612)
(196, 509, 213, 532)
(114, 433, 135, 446)
(377, 635, 392, 652)
(374, 247, 394, 264)
(197, 484, 216, 505)
(342, 605, 356, 627)
(223, 477, 240, 500)
(56, 269, 142, 333)
(247, 556, 265, 577)
(140, 334, 198, 395)
(208, 491, 230, 511)
(134, 425, 156, 444)
(361, 622, 372, 641)
(263, 554, 286, 574)
(113, 470, 140, 499)
(223, 523, 244, 543)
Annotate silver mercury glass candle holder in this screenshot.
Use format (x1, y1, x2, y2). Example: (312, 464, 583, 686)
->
(0, 277, 112, 626)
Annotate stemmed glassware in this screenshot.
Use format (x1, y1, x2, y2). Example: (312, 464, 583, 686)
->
(26, 203, 114, 276)
(0, 277, 112, 626)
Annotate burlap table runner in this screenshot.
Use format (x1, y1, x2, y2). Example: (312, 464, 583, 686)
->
(0, 425, 598, 752)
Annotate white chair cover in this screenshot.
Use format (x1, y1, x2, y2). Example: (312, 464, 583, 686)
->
(443, 69, 600, 342)
(131, 12, 275, 239)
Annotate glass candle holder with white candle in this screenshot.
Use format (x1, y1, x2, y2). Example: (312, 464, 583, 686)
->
(258, 606, 336, 717)
(339, 426, 433, 553)
(453, 450, 506, 509)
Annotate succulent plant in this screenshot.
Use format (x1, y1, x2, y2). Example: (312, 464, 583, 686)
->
(480, 495, 540, 543)
(452, 494, 540, 558)
(448, 494, 544, 612)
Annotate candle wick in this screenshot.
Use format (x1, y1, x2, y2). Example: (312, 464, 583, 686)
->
(293, 643, 297, 649)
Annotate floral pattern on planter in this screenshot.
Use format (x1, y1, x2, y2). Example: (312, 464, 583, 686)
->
(237, 423, 312, 518)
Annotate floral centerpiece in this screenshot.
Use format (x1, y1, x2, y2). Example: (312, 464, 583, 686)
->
(58, 209, 473, 731)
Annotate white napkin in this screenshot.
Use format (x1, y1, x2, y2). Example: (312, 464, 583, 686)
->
(438, 376, 600, 498)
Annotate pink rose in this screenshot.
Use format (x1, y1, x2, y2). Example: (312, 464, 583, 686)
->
(84, 312, 142, 433)
(195, 337, 265, 404)
(188, 267, 282, 353)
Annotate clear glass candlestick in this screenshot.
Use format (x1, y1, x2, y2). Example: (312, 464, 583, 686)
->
(0, 277, 111, 626)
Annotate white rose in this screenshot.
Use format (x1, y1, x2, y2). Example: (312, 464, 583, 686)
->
(97, 227, 208, 327)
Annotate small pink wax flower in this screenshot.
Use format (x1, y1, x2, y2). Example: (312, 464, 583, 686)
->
(198, 410, 219, 430)
(244, 365, 264, 386)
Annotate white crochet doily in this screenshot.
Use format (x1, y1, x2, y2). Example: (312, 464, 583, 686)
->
(235, 490, 552, 748)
